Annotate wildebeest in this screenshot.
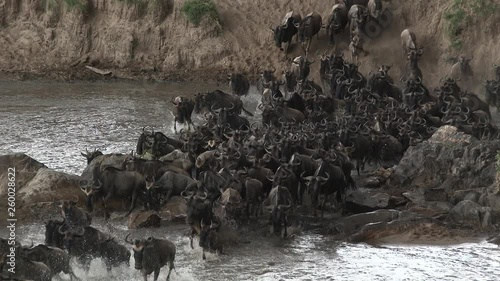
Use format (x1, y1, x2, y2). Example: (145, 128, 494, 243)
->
(81, 148, 103, 165)
(45, 219, 65, 248)
(19, 244, 78, 280)
(450, 56, 474, 90)
(291, 56, 314, 82)
(367, 0, 382, 19)
(348, 4, 367, 31)
(80, 166, 145, 218)
(59, 196, 92, 232)
(125, 234, 176, 281)
(229, 73, 250, 97)
(326, 4, 349, 45)
(266, 185, 292, 237)
(58, 226, 108, 272)
(171, 96, 195, 133)
(485, 79, 500, 110)
(303, 159, 348, 217)
(1, 247, 52, 281)
(98, 237, 131, 271)
(199, 220, 224, 260)
(271, 11, 302, 52)
(294, 12, 322, 53)
(183, 191, 215, 249)
(401, 29, 417, 58)
(147, 171, 198, 208)
(194, 90, 253, 116)
(349, 26, 366, 63)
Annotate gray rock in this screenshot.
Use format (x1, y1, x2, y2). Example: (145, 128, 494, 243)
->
(333, 209, 401, 234)
(0, 153, 46, 196)
(389, 126, 500, 192)
(483, 193, 500, 211)
(448, 200, 491, 227)
(424, 188, 447, 202)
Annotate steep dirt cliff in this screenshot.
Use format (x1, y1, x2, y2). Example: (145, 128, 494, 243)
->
(0, 0, 498, 88)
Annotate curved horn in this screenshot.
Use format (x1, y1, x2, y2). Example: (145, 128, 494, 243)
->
(125, 233, 134, 245)
(58, 225, 68, 235)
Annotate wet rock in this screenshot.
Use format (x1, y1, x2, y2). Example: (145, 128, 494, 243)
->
(424, 187, 448, 202)
(362, 167, 394, 188)
(350, 217, 448, 243)
(128, 210, 161, 229)
(332, 209, 401, 234)
(448, 200, 491, 227)
(406, 201, 452, 218)
(159, 196, 187, 221)
(345, 190, 391, 213)
(0, 153, 46, 196)
(389, 126, 500, 192)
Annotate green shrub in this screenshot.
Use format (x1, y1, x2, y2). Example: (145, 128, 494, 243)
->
(444, 0, 498, 50)
(181, 0, 220, 26)
(63, 0, 87, 11)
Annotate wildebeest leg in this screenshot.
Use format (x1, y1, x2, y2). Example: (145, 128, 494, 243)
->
(125, 189, 139, 217)
(174, 117, 178, 133)
(102, 194, 113, 220)
(202, 249, 207, 260)
(167, 260, 175, 280)
(321, 194, 328, 218)
(356, 159, 361, 176)
(282, 214, 288, 238)
(190, 227, 196, 249)
(164, 189, 174, 204)
(142, 272, 148, 281)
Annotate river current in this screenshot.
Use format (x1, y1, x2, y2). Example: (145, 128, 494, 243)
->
(0, 79, 498, 281)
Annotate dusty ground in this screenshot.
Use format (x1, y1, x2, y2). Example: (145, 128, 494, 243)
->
(0, 0, 498, 91)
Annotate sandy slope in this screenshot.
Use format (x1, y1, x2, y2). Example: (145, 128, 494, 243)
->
(0, 0, 498, 91)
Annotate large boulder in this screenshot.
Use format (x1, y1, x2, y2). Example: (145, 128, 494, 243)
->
(389, 126, 499, 192)
(448, 200, 492, 227)
(0, 154, 87, 224)
(0, 153, 46, 196)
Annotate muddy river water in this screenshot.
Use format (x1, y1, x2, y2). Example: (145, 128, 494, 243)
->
(0, 80, 499, 281)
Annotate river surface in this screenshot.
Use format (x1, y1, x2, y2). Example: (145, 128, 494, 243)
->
(1, 79, 499, 281)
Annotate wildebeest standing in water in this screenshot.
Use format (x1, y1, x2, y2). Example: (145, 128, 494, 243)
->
(229, 73, 250, 97)
(199, 220, 224, 260)
(171, 96, 195, 133)
(125, 234, 176, 281)
(271, 11, 302, 53)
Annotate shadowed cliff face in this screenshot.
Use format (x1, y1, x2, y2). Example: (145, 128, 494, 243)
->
(0, 0, 498, 87)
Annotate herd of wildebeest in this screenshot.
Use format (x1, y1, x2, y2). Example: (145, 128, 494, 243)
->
(2, 0, 500, 280)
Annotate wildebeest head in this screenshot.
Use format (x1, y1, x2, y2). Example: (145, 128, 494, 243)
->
(81, 148, 103, 165)
(125, 234, 151, 270)
(58, 226, 85, 252)
(261, 66, 277, 85)
(194, 93, 206, 114)
(302, 172, 329, 205)
(60, 196, 79, 217)
(458, 56, 473, 76)
(45, 220, 65, 247)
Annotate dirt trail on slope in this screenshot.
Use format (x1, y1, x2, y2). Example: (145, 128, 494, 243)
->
(0, 0, 498, 92)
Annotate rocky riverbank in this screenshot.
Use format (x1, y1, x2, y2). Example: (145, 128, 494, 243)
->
(2, 125, 499, 244)
(1, 0, 499, 86)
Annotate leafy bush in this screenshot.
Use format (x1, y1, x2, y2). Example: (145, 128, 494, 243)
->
(444, 0, 498, 50)
(181, 0, 220, 26)
(63, 0, 88, 11)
